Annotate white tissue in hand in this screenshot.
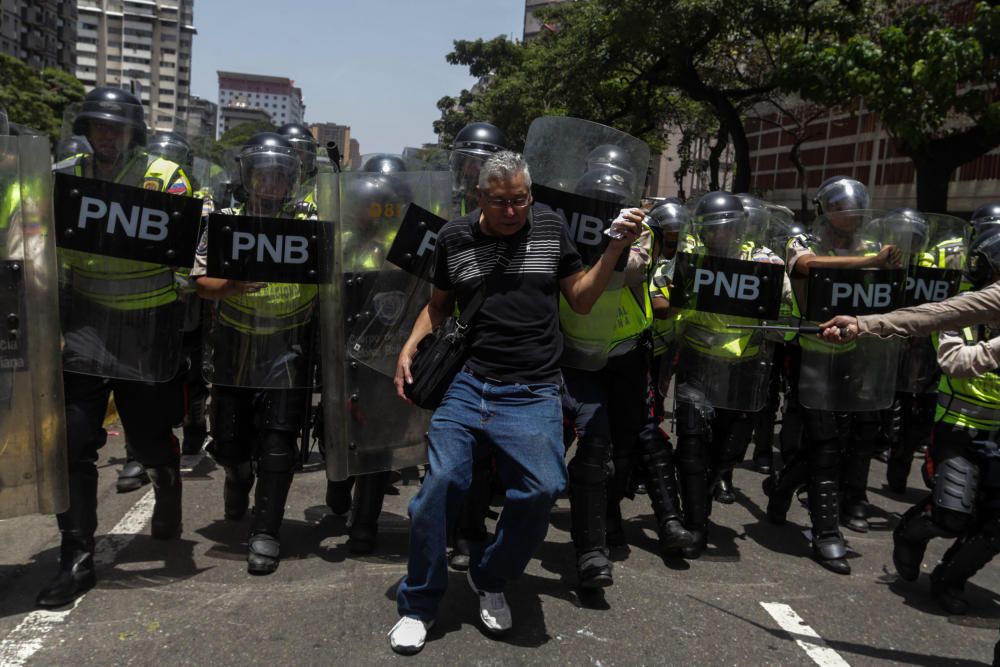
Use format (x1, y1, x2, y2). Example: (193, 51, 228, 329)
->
(604, 208, 634, 239)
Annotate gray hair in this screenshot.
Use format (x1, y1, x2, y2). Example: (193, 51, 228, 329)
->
(478, 150, 532, 191)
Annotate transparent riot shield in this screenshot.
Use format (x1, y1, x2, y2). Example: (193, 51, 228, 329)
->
(0, 135, 69, 518)
(797, 210, 912, 411)
(670, 199, 788, 412)
(201, 212, 321, 389)
(55, 99, 201, 382)
(191, 157, 232, 214)
(896, 212, 969, 393)
(318, 171, 453, 480)
(524, 116, 651, 370)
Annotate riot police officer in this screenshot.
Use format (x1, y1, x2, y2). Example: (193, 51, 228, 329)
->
(38, 87, 194, 607)
(971, 203, 1000, 234)
(894, 224, 1000, 615)
(766, 176, 900, 573)
(449, 121, 508, 215)
(194, 132, 317, 574)
(562, 160, 653, 588)
(277, 122, 318, 206)
(360, 153, 407, 175)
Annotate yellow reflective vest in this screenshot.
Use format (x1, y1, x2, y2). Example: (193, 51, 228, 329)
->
(934, 326, 1000, 432)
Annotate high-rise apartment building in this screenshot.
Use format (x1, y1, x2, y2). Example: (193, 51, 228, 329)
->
(0, 0, 77, 71)
(75, 0, 196, 133)
(217, 71, 304, 133)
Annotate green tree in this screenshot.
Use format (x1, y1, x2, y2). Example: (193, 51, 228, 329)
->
(780, 1, 1000, 212)
(0, 55, 86, 144)
(437, 0, 865, 192)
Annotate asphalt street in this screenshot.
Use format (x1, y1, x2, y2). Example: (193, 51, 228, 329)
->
(0, 423, 996, 666)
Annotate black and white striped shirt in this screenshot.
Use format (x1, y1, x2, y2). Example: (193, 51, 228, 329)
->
(433, 204, 583, 384)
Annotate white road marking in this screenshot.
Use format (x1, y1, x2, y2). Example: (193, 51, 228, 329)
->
(760, 602, 851, 667)
(0, 489, 155, 666)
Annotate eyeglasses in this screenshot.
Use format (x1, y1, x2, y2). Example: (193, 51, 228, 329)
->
(485, 196, 531, 209)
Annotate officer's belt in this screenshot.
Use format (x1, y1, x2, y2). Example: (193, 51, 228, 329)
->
(72, 269, 174, 296)
(218, 298, 314, 332)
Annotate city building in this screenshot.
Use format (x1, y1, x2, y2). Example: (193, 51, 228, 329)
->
(185, 94, 216, 141)
(0, 0, 77, 72)
(523, 0, 569, 41)
(310, 122, 352, 167)
(348, 138, 360, 169)
(217, 71, 304, 134)
(218, 105, 271, 137)
(74, 0, 196, 133)
(744, 100, 999, 217)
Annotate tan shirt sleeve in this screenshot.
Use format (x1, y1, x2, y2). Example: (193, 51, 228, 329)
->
(190, 227, 208, 277)
(936, 328, 1000, 379)
(858, 282, 1000, 338)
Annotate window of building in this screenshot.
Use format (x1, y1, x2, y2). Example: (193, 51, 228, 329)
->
(157, 102, 174, 109)
(162, 47, 175, 54)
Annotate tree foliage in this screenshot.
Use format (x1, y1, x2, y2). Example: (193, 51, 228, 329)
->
(0, 54, 85, 144)
(436, 0, 864, 192)
(779, 1, 1000, 211)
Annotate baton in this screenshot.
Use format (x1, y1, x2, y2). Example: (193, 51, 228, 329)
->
(726, 323, 850, 338)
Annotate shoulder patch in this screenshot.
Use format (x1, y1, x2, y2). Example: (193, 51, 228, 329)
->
(167, 180, 189, 195)
(143, 177, 163, 191)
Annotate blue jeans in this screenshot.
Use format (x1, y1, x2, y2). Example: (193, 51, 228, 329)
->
(396, 370, 567, 621)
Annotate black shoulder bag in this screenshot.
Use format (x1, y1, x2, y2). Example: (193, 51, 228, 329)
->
(405, 242, 516, 410)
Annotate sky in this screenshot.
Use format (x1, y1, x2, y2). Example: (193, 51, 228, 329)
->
(190, 0, 526, 154)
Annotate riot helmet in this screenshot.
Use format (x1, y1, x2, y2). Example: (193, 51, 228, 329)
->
(971, 203, 1000, 231)
(814, 176, 870, 215)
(147, 131, 193, 168)
(736, 193, 770, 236)
(585, 144, 633, 173)
(575, 166, 632, 205)
(277, 123, 318, 178)
(647, 200, 689, 259)
(72, 87, 147, 165)
(693, 191, 748, 253)
(361, 153, 407, 174)
(235, 132, 300, 216)
(966, 223, 1000, 289)
(880, 208, 929, 255)
(450, 121, 507, 205)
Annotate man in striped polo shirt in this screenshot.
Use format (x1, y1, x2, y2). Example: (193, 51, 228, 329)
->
(389, 150, 643, 654)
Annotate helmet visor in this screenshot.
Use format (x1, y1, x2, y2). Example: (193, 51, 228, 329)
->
(239, 148, 300, 202)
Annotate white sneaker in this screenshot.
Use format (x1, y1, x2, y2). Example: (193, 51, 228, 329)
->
(388, 616, 434, 655)
(467, 570, 512, 634)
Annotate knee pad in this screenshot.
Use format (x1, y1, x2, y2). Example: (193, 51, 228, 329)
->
(254, 389, 308, 434)
(569, 436, 611, 486)
(802, 409, 839, 443)
(808, 438, 841, 478)
(933, 455, 979, 516)
(256, 430, 298, 474)
(675, 396, 711, 437)
(210, 389, 243, 444)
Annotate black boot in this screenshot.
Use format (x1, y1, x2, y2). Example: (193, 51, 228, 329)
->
(605, 497, 626, 548)
(326, 477, 354, 515)
(892, 501, 942, 582)
(148, 462, 183, 539)
(810, 479, 850, 575)
(678, 468, 709, 559)
(248, 470, 293, 574)
(763, 455, 806, 526)
(642, 454, 694, 553)
(37, 469, 98, 608)
(223, 463, 254, 520)
(840, 436, 875, 533)
(929, 529, 1000, 615)
(36, 533, 96, 608)
(752, 442, 773, 475)
(569, 457, 612, 588)
(116, 459, 149, 493)
(348, 471, 388, 554)
(713, 470, 736, 504)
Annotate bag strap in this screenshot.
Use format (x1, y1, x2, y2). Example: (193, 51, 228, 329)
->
(455, 239, 518, 328)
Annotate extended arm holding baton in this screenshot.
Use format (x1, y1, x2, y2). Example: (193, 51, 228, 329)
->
(726, 323, 851, 338)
